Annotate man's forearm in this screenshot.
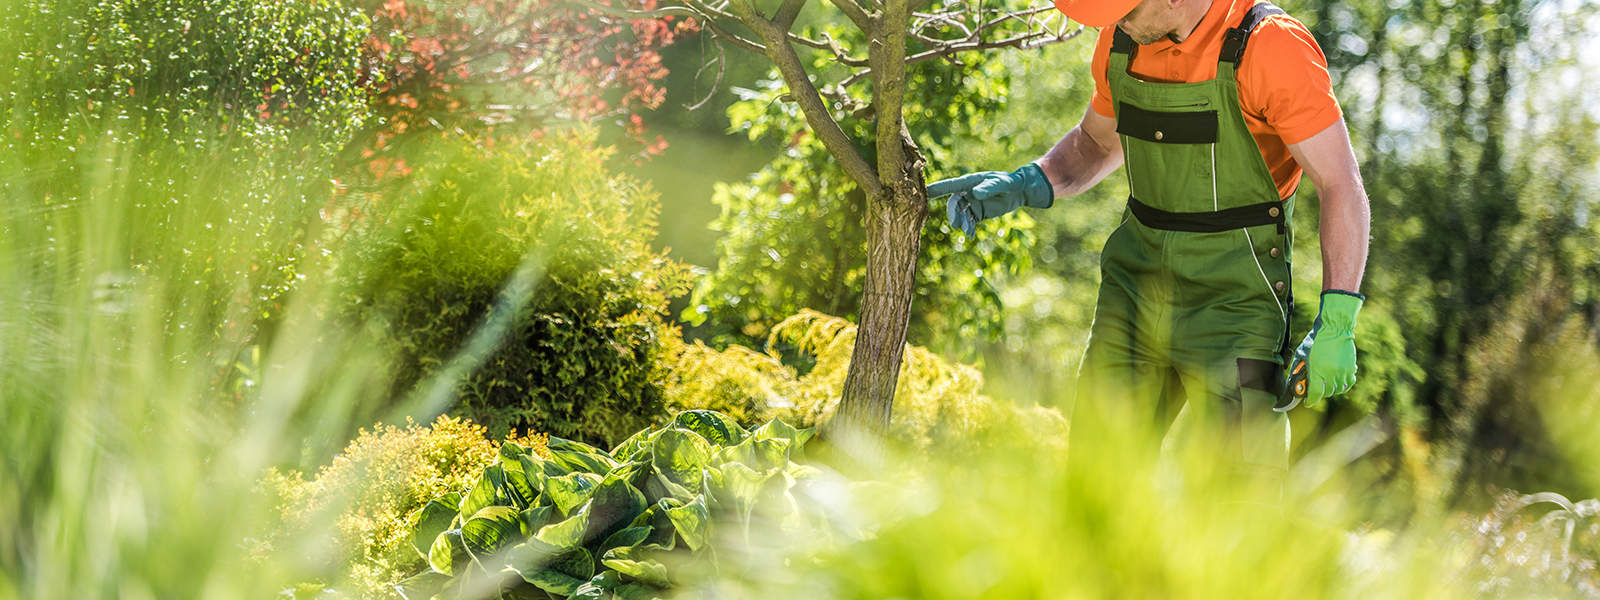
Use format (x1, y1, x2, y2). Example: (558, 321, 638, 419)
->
(1318, 181, 1369, 293)
(1036, 112, 1123, 199)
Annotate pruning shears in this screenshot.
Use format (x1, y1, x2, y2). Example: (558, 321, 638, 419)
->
(1272, 358, 1309, 413)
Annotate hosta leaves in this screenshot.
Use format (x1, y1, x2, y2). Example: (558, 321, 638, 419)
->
(672, 410, 747, 447)
(600, 526, 651, 555)
(609, 428, 659, 463)
(428, 529, 467, 576)
(651, 429, 712, 488)
(460, 464, 509, 518)
(713, 436, 792, 473)
(535, 505, 590, 548)
(548, 436, 618, 474)
(643, 471, 697, 505)
(627, 504, 676, 550)
(500, 454, 539, 508)
(752, 418, 815, 448)
(664, 495, 711, 551)
(600, 543, 672, 588)
(707, 462, 768, 520)
(461, 506, 523, 557)
(572, 571, 624, 600)
(542, 471, 603, 515)
(411, 492, 461, 559)
(393, 569, 449, 600)
(585, 472, 648, 543)
(613, 583, 667, 600)
(518, 548, 595, 596)
(520, 505, 555, 533)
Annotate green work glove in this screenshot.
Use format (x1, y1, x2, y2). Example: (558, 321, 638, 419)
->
(1290, 290, 1365, 407)
(927, 163, 1055, 237)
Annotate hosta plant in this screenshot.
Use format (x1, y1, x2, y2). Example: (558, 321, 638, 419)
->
(398, 410, 818, 599)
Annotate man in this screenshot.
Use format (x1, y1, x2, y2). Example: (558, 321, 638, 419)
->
(928, 0, 1370, 486)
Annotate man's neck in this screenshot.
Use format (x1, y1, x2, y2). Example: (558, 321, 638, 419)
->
(1167, 0, 1215, 43)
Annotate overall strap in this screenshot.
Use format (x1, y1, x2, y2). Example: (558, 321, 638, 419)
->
(1217, 2, 1285, 80)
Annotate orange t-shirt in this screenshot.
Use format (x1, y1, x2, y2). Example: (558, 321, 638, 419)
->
(1090, 0, 1341, 199)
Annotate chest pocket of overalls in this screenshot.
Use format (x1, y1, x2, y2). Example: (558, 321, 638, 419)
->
(1115, 99, 1224, 213)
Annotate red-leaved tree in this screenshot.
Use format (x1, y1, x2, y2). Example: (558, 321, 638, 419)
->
(343, 0, 696, 176)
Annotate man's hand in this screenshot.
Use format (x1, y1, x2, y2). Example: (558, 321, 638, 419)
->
(926, 163, 1054, 237)
(1292, 290, 1364, 407)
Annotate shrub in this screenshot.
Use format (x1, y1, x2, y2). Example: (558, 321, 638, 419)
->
(339, 130, 692, 445)
(264, 415, 550, 598)
(664, 309, 1067, 454)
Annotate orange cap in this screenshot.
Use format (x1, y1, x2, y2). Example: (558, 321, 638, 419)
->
(1052, 0, 1140, 27)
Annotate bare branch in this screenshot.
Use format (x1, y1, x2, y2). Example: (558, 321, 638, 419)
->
(825, 0, 876, 32)
(727, 0, 882, 195)
(683, 36, 728, 110)
(772, 0, 807, 30)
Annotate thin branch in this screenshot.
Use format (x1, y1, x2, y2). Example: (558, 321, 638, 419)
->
(727, 0, 882, 195)
(825, 0, 876, 32)
(683, 36, 727, 110)
(772, 0, 807, 31)
(838, 21, 1084, 88)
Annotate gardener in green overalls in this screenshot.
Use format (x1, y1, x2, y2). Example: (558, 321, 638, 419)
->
(929, 0, 1370, 487)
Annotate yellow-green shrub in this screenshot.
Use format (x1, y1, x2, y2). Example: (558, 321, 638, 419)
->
(665, 309, 1066, 452)
(263, 415, 549, 598)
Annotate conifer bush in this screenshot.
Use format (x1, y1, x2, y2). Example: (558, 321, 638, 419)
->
(339, 131, 692, 445)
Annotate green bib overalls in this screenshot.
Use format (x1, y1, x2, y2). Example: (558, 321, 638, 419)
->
(1069, 3, 1294, 483)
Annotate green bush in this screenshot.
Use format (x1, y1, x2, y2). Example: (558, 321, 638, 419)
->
(340, 131, 692, 445)
(264, 416, 551, 598)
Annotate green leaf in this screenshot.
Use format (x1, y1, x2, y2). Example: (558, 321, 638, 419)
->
(518, 548, 594, 596)
(542, 471, 603, 515)
(534, 505, 590, 548)
(613, 583, 666, 600)
(547, 436, 618, 474)
(707, 462, 768, 520)
(428, 529, 466, 576)
(643, 471, 696, 505)
(672, 410, 747, 447)
(665, 495, 711, 551)
(410, 493, 461, 559)
(572, 571, 624, 600)
(626, 504, 676, 550)
(501, 454, 538, 508)
(713, 436, 792, 473)
(752, 418, 814, 449)
(460, 505, 523, 558)
(609, 428, 658, 462)
(600, 549, 671, 588)
(392, 569, 449, 600)
(584, 472, 648, 543)
(506, 537, 562, 578)
(599, 526, 652, 555)
(459, 465, 506, 518)
(651, 428, 712, 488)
(520, 505, 555, 533)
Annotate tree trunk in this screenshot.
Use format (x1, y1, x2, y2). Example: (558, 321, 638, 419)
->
(825, 132, 927, 462)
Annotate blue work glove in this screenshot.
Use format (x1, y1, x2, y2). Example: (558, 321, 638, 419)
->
(1290, 290, 1365, 408)
(926, 163, 1055, 237)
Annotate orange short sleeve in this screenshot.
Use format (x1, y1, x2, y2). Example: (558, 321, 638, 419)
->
(1089, 27, 1116, 118)
(1237, 16, 1342, 145)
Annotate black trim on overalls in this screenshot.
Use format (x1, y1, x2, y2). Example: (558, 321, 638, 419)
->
(1127, 196, 1285, 233)
(1116, 103, 1219, 144)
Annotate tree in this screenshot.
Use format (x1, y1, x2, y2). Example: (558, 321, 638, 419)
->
(582, 0, 1084, 455)
(343, 0, 697, 174)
